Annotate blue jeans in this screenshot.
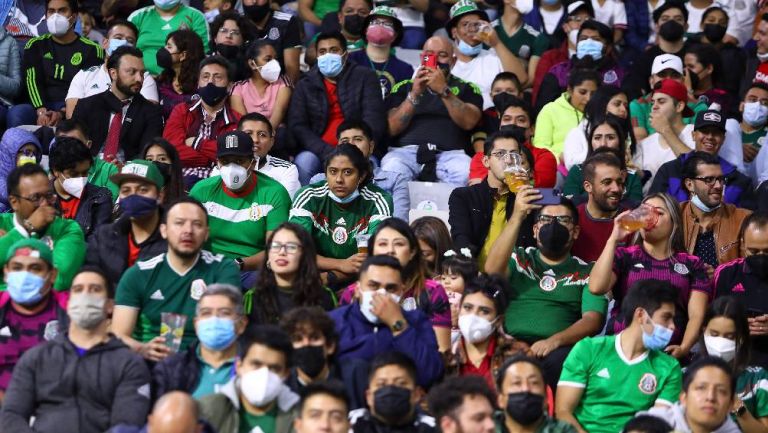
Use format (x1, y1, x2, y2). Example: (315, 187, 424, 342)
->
(295, 150, 323, 185)
(380, 145, 470, 187)
(7, 101, 66, 127)
(399, 27, 427, 49)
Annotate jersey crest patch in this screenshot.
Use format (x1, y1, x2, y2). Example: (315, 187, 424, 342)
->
(190, 279, 207, 301)
(71, 52, 82, 66)
(43, 320, 59, 341)
(332, 226, 348, 245)
(539, 275, 557, 291)
(638, 373, 657, 394)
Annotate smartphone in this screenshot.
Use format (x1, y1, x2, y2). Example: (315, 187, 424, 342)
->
(421, 53, 437, 69)
(532, 188, 562, 206)
(748, 308, 764, 318)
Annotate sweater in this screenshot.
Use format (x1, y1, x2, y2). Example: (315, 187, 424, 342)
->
(533, 93, 584, 160)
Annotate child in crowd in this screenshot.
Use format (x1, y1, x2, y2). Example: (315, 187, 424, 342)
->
(441, 249, 479, 345)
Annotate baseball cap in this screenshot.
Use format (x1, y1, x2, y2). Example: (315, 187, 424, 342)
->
(694, 107, 726, 132)
(651, 54, 683, 75)
(217, 131, 254, 158)
(567, 0, 591, 15)
(6, 238, 53, 266)
(363, 6, 403, 46)
(445, 0, 489, 35)
(653, 79, 695, 117)
(110, 159, 166, 189)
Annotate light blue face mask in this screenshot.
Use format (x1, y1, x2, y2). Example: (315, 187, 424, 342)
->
(641, 310, 673, 351)
(196, 317, 237, 351)
(691, 192, 721, 213)
(457, 39, 482, 57)
(576, 39, 604, 60)
(7, 271, 46, 306)
(329, 188, 360, 204)
(541, 0, 560, 6)
(743, 101, 768, 128)
(107, 38, 131, 56)
(154, 0, 180, 11)
(317, 53, 344, 78)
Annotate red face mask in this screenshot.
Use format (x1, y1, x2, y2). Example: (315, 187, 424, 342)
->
(366, 24, 396, 46)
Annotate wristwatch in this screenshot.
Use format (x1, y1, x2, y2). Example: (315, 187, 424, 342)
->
(390, 319, 405, 333)
(439, 86, 451, 98)
(732, 401, 747, 417)
(234, 258, 244, 270)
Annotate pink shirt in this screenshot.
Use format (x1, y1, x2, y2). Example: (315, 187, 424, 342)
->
(231, 79, 286, 120)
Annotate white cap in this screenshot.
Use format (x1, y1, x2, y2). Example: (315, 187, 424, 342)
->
(651, 54, 683, 75)
(567, 0, 588, 15)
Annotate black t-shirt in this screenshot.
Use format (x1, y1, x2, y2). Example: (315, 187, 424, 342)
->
(386, 75, 484, 152)
(253, 11, 302, 56)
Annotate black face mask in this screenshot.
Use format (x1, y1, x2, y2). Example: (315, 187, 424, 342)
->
(216, 43, 241, 59)
(437, 61, 451, 77)
(493, 92, 516, 115)
(505, 392, 544, 425)
(373, 386, 412, 424)
(702, 24, 726, 43)
(244, 3, 272, 22)
(152, 160, 172, 183)
(537, 221, 571, 258)
(293, 345, 326, 378)
(198, 82, 229, 106)
(747, 254, 768, 279)
(688, 69, 700, 91)
(658, 20, 685, 42)
(156, 47, 174, 70)
(344, 14, 365, 36)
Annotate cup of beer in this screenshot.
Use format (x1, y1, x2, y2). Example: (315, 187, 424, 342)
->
(476, 22, 493, 43)
(356, 233, 371, 255)
(618, 204, 659, 232)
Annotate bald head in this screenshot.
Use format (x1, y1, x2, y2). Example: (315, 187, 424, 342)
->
(423, 36, 454, 57)
(147, 392, 202, 433)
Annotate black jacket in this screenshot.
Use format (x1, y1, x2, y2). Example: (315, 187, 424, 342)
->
(71, 90, 163, 161)
(60, 183, 113, 240)
(85, 213, 167, 285)
(350, 409, 436, 433)
(0, 333, 151, 433)
(288, 63, 385, 158)
(151, 343, 201, 402)
(448, 179, 536, 257)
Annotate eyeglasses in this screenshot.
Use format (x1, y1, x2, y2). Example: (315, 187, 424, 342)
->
(490, 150, 521, 160)
(269, 242, 302, 254)
(537, 215, 574, 225)
(369, 19, 394, 28)
(218, 28, 241, 37)
(693, 176, 727, 186)
(460, 21, 483, 31)
(13, 192, 57, 204)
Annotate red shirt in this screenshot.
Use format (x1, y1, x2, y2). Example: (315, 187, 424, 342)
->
(321, 79, 345, 146)
(571, 203, 629, 262)
(59, 196, 81, 219)
(459, 336, 497, 390)
(469, 142, 557, 187)
(127, 233, 140, 268)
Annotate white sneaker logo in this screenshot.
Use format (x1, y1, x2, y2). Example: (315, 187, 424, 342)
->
(0, 326, 10, 337)
(150, 290, 165, 300)
(597, 368, 610, 379)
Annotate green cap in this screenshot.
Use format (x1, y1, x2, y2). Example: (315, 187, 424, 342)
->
(110, 159, 166, 189)
(363, 5, 403, 45)
(6, 238, 53, 265)
(446, 0, 488, 33)
(370, 5, 397, 19)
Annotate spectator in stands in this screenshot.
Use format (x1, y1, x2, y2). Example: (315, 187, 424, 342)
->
(570, 151, 632, 261)
(294, 381, 351, 433)
(164, 56, 241, 188)
(350, 7, 414, 97)
(199, 325, 299, 433)
(0, 128, 42, 213)
(298, 0, 339, 42)
(740, 14, 768, 98)
(231, 41, 292, 130)
(290, 145, 393, 286)
(55, 119, 119, 199)
(0, 4, 20, 132)
(650, 108, 756, 209)
(8, 0, 103, 128)
(65, 20, 159, 119)
(112, 391, 206, 433)
(112, 197, 241, 361)
(684, 43, 734, 116)
(472, 72, 523, 151)
(493, 0, 549, 86)
(0, 239, 65, 403)
(238, 113, 300, 199)
(739, 82, 768, 167)
(49, 137, 112, 240)
(623, 416, 674, 433)
(429, 376, 497, 433)
(411, 217, 453, 278)
(330, 255, 444, 387)
(152, 284, 248, 400)
(155, 30, 206, 120)
(128, 0, 208, 76)
(86, 160, 167, 287)
(310, 119, 410, 220)
(208, 11, 252, 81)
(451, 129, 537, 264)
(446, 0, 528, 109)
(245, 223, 336, 325)
(243, 0, 302, 84)
(533, 69, 600, 162)
(589, 193, 711, 359)
(71, 46, 163, 163)
(495, 355, 578, 433)
(190, 131, 291, 274)
(0, 266, 152, 433)
(141, 138, 185, 204)
(637, 357, 739, 433)
(556, 279, 682, 433)
(0, 164, 86, 291)
(350, 351, 437, 433)
(485, 191, 606, 387)
(289, 31, 384, 185)
(383, 35, 482, 186)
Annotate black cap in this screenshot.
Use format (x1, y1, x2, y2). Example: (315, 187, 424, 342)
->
(217, 131, 254, 158)
(694, 109, 726, 132)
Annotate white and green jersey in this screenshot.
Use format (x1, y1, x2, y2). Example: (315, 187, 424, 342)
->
(190, 172, 291, 259)
(290, 181, 393, 259)
(558, 334, 682, 433)
(737, 366, 768, 419)
(115, 251, 241, 349)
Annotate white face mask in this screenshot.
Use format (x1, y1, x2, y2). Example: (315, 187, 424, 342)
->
(68, 294, 107, 330)
(61, 176, 87, 198)
(568, 29, 579, 47)
(458, 314, 496, 343)
(240, 367, 284, 407)
(47, 13, 71, 37)
(219, 163, 250, 190)
(513, 0, 534, 14)
(360, 289, 400, 324)
(258, 59, 282, 83)
(704, 335, 736, 362)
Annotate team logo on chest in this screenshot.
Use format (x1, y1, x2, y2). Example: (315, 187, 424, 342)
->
(638, 373, 658, 394)
(673, 263, 689, 275)
(539, 275, 557, 292)
(190, 279, 207, 301)
(332, 226, 348, 245)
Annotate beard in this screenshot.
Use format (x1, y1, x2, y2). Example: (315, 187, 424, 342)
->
(594, 191, 621, 213)
(115, 77, 140, 97)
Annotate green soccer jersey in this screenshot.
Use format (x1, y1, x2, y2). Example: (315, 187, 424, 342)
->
(494, 22, 549, 61)
(115, 251, 240, 349)
(128, 5, 209, 75)
(504, 247, 606, 342)
(742, 128, 768, 150)
(190, 173, 291, 259)
(559, 334, 682, 433)
(90, 158, 119, 200)
(239, 406, 277, 433)
(290, 181, 393, 260)
(737, 366, 768, 419)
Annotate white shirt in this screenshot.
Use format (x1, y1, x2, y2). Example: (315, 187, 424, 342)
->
(540, 7, 564, 34)
(634, 124, 695, 187)
(562, 119, 589, 170)
(393, 6, 424, 28)
(592, 0, 628, 28)
(65, 64, 159, 103)
(259, 155, 301, 199)
(685, 2, 713, 33)
(723, 0, 758, 45)
(451, 49, 503, 110)
(648, 0, 666, 43)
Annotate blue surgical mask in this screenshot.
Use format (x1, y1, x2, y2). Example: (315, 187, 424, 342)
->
(7, 271, 46, 305)
(197, 317, 237, 351)
(691, 193, 721, 213)
(154, 0, 180, 10)
(107, 38, 130, 56)
(317, 53, 344, 78)
(641, 310, 673, 351)
(457, 39, 482, 57)
(576, 39, 603, 60)
(329, 188, 360, 204)
(541, 0, 560, 6)
(743, 101, 768, 128)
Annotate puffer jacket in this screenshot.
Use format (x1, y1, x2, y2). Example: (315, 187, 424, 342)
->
(151, 343, 202, 402)
(288, 63, 385, 159)
(0, 128, 42, 212)
(0, 333, 151, 433)
(65, 183, 113, 241)
(0, 26, 21, 106)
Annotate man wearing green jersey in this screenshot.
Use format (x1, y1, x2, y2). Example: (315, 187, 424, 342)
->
(112, 197, 241, 362)
(556, 280, 683, 433)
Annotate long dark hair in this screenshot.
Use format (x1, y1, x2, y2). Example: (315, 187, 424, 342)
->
(411, 216, 453, 277)
(368, 218, 428, 299)
(324, 143, 373, 187)
(158, 29, 205, 94)
(700, 296, 751, 374)
(582, 86, 637, 155)
(587, 117, 629, 170)
(250, 222, 325, 324)
(141, 138, 185, 203)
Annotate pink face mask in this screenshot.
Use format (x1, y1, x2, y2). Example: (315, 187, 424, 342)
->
(366, 24, 396, 46)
